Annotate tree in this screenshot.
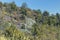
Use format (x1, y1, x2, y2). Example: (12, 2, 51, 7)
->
(33, 9, 41, 14)
(9, 2, 17, 10)
(0, 2, 3, 8)
(50, 14, 56, 26)
(56, 13, 60, 25)
(56, 13, 60, 19)
(20, 2, 27, 15)
(42, 11, 49, 24)
(33, 9, 42, 24)
(47, 18, 51, 25)
(43, 11, 49, 16)
(3, 2, 8, 7)
(21, 2, 28, 8)
(20, 8, 27, 15)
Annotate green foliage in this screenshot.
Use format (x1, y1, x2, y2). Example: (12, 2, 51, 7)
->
(0, 2, 3, 7)
(43, 11, 49, 16)
(32, 23, 38, 36)
(21, 24, 25, 29)
(0, 2, 60, 40)
(21, 2, 28, 8)
(21, 8, 27, 15)
(8, 2, 17, 11)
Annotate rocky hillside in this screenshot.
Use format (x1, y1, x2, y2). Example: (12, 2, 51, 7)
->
(0, 2, 60, 40)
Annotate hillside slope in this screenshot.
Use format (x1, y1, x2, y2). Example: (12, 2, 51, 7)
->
(0, 2, 60, 40)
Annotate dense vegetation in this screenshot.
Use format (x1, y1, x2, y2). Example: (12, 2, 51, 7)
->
(0, 2, 60, 40)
